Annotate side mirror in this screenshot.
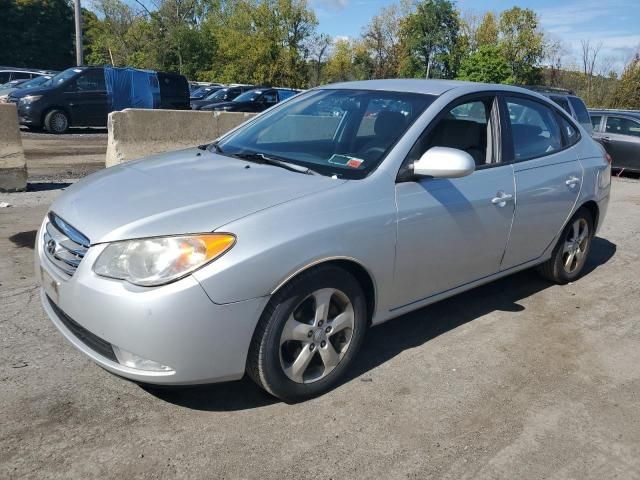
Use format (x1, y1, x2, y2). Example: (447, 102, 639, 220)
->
(412, 146, 475, 179)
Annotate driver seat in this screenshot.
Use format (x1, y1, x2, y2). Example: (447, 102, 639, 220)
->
(358, 111, 407, 160)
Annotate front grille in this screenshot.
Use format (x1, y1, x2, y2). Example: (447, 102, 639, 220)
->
(43, 213, 90, 276)
(46, 295, 117, 362)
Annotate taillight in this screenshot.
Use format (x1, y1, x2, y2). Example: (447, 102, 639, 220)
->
(605, 153, 612, 164)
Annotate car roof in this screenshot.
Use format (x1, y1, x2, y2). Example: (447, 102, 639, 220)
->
(589, 109, 640, 119)
(318, 79, 555, 98)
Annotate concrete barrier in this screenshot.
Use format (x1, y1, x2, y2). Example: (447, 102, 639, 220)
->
(0, 103, 28, 192)
(105, 109, 257, 167)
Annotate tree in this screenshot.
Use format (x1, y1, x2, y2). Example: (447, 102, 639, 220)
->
(0, 0, 75, 69)
(457, 45, 512, 84)
(611, 54, 640, 109)
(580, 39, 602, 99)
(476, 11, 498, 48)
(399, 0, 459, 79)
(306, 33, 332, 86)
(498, 7, 544, 84)
(362, 4, 402, 79)
(325, 38, 354, 82)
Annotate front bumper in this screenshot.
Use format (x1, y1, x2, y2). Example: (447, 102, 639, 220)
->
(15, 100, 42, 126)
(35, 220, 269, 385)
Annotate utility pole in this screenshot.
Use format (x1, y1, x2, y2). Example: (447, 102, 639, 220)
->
(74, 0, 84, 66)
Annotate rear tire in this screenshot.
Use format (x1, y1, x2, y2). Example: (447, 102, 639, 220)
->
(247, 265, 367, 402)
(44, 109, 69, 134)
(536, 207, 594, 284)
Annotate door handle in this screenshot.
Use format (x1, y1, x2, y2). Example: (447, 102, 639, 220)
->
(566, 176, 580, 188)
(602, 136, 611, 142)
(491, 191, 513, 207)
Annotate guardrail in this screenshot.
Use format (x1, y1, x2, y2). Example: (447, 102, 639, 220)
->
(105, 109, 257, 167)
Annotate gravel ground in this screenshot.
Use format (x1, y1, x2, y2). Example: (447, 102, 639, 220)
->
(1, 176, 639, 480)
(20, 128, 106, 181)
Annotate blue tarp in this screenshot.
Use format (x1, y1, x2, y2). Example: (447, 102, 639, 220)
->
(104, 67, 159, 112)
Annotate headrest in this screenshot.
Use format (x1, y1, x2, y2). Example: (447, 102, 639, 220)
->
(432, 119, 482, 150)
(374, 111, 407, 138)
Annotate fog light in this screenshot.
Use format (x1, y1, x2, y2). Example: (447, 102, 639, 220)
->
(112, 345, 174, 372)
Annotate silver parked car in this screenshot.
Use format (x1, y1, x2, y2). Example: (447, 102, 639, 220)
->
(36, 80, 611, 401)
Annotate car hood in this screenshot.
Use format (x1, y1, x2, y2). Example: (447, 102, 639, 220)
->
(49, 148, 346, 244)
(192, 98, 225, 109)
(208, 101, 253, 111)
(9, 85, 55, 99)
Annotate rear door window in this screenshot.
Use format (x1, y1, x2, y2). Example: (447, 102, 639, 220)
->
(568, 96, 592, 132)
(605, 116, 640, 137)
(506, 96, 563, 161)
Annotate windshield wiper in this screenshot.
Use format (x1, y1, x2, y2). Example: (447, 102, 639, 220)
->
(230, 152, 320, 176)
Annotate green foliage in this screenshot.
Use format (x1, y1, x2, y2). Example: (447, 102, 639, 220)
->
(498, 7, 544, 84)
(0, 0, 74, 69)
(3, 0, 635, 105)
(399, 0, 459, 79)
(457, 45, 513, 84)
(476, 12, 498, 48)
(611, 55, 640, 109)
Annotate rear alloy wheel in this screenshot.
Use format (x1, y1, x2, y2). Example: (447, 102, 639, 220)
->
(44, 109, 69, 134)
(537, 208, 593, 284)
(247, 265, 367, 402)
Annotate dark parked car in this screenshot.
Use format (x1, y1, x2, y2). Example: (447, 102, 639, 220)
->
(8, 66, 189, 133)
(0, 74, 56, 101)
(524, 86, 592, 133)
(203, 87, 300, 113)
(590, 109, 640, 172)
(190, 85, 255, 110)
(190, 83, 224, 100)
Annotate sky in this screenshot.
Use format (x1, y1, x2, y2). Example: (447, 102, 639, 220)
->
(309, 0, 640, 73)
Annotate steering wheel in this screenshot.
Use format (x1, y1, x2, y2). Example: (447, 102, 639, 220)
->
(361, 146, 386, 160)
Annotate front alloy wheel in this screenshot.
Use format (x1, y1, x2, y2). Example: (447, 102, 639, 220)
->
(279, 288, 355, 384)
(247, 265, 367, 402)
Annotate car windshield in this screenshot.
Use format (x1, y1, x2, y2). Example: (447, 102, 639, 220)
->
(207, 88, 232, 100)
(217, 89, 435, 179)
(233, 90, 262, 102)
(44, 67, 83, 87)
(18, 76, 51, 89)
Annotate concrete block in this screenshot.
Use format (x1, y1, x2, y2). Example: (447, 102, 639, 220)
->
(0, 103, 27, 192)
(106, 109, 256, 167)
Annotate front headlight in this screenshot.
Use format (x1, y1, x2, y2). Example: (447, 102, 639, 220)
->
(19, 95, 42, 105)
(93, 234, 236, 286)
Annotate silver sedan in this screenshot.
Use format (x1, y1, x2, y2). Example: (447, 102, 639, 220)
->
(36, 80, 611, 401)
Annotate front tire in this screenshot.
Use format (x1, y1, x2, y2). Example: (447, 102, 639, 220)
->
(247, 265, 368, 402)
(537, 207, 594, 284)
(44, 109, 69, 134)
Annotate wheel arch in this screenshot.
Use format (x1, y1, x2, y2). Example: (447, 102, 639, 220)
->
(578, 200, 599, 230)
(270, 257, 377, 325)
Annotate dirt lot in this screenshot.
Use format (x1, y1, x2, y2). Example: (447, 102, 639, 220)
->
(20, 128, 107, 181)
(1, 163, 639, 478)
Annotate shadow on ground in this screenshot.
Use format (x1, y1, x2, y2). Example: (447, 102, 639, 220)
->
(27, 182, 72, 192)
(9, 230, 37, 249)
(147, 237, 616, 411)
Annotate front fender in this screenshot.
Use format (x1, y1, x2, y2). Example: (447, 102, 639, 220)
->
(192, 175, 397, 320)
